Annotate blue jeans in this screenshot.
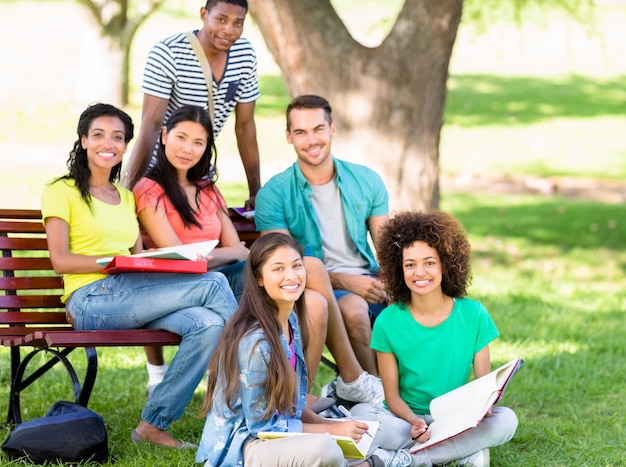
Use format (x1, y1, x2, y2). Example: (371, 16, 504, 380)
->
(65, 271, 237, 430)
(214, 260, 246, 301)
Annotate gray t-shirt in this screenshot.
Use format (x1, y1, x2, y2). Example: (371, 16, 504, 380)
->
(310, 180, 370, 274)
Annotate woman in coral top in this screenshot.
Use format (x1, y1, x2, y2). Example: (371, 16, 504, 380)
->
(133, 105, 382, 410)
(133, 105, 248, 299)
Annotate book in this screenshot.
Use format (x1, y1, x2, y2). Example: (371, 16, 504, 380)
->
(96, 240, 219, 267)
(100, 256, 208, 274)
(410, 357, 523, 453)
(231, 207, 255, 220)
(258, 420, 380, 459)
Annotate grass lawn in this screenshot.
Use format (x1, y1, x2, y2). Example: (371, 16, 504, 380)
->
(1, 192, 625, 466)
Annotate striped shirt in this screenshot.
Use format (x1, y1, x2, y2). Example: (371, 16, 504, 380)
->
(142, 31, 260, 139)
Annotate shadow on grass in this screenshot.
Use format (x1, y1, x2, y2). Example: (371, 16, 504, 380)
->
(447, 193, 625, 252)
(255, 73, 626, 125)
(446, 73, 626, 126)
(0, 347, 204, 465)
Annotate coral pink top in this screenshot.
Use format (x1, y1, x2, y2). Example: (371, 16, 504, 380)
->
(133, 178, 226, 248)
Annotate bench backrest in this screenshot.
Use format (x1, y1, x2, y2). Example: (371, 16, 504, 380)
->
(0, 209, 67, 324)
(0, 208, 259, 315)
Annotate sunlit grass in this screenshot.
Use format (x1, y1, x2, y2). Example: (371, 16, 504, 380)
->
(2, 191, 625, 465)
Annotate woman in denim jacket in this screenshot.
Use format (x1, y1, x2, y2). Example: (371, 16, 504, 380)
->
(196, 233, 391, 467)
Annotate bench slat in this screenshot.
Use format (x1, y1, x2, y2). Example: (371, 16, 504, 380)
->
(0, 237, 49, 250)
(0, 326, 74, 345)
(0, 209, 43, 220)
(0, 257, 54, 270)
(0, 311, 67, 324)
(0, 276, 63, 290)
(0, 295, 64, 309)
(5, 331, 179, 347)
(0, 220, 46, 234)
(41, 330, 182, 347)
(0, 325, 73, 335)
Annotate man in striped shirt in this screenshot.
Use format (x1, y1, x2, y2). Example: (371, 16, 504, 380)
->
(126, 0, 261, 210)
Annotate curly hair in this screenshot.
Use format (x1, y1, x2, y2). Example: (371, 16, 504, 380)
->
(61, 103, 134, 207)
(377, 211, 472, 303)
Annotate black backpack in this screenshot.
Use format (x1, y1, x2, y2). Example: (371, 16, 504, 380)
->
(2, 401, 108, 464)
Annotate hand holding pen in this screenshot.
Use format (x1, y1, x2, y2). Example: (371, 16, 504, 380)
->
(411, 418, 430, 442)
(337, 405, 373, 438)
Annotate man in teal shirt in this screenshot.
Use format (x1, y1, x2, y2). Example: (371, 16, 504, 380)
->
(255, 94, 389, 376)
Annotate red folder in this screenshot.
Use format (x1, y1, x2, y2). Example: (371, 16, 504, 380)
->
(101, 256, 207, 274)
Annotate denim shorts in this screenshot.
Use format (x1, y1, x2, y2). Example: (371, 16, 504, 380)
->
(333, 275, 387, 324)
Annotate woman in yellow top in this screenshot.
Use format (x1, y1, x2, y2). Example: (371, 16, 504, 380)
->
(42, 103, 237, 448)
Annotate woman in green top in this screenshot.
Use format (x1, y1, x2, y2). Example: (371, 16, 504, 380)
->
(351, 211, 518, 467)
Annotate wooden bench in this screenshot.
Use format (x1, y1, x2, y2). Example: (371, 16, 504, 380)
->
(0, 208, 258, 424)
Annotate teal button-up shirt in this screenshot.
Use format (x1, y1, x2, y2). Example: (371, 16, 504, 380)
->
(255, 158, 389, 272)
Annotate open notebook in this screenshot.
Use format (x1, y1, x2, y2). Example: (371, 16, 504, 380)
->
(258, 420, 380, 459)
(96, 240, 219, 267)
(410, 357, 523, 453)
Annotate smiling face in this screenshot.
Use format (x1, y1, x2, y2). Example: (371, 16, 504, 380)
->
(257, 245, 306, 314)
(402, 240, 443, 297)
(81, 116, 127, 174)
(286, 107, 335, 170)
(161, 120, 209, 180)
(200, 2, 246, 52)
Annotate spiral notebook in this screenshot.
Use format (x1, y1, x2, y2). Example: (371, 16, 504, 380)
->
(258, 420, 380, 459)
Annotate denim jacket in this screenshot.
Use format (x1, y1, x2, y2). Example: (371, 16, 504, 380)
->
(196, 312, 308, 466)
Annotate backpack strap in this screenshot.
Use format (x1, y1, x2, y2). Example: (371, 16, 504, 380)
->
(185, 31, 215, 120)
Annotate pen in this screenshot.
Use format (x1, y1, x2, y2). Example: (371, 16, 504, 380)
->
(412, 425, 429, 440)
(337, 405, 372, 438)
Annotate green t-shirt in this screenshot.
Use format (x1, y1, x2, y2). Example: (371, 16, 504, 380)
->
(41, 178, 139, 302)
(371, 298, 499, 414)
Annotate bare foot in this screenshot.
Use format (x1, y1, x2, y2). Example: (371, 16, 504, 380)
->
(133, 421, 183, 448)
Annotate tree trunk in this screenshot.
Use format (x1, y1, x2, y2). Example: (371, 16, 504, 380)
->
(249, 0, 462, 211)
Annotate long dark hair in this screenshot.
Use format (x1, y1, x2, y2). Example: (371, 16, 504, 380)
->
(202, 233, 309, 419)
(144, 105, 220, 228)
(60, 103, 134, 206)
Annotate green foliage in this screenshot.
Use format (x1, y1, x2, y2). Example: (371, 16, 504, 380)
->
(255, 75, 291, 118)
(446, 74, 626, 126)
(463, 0, 597, 31)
